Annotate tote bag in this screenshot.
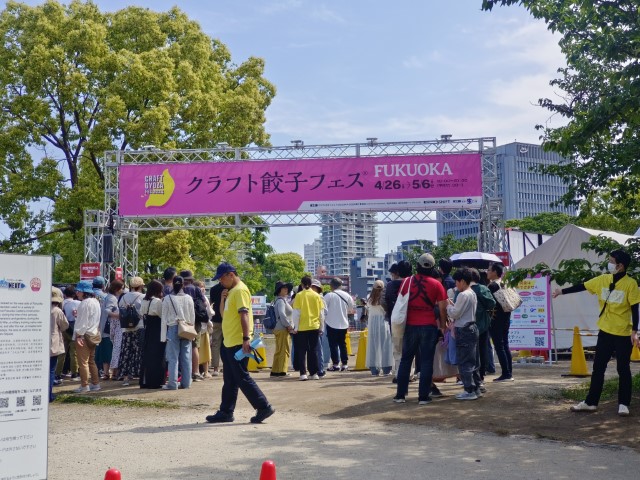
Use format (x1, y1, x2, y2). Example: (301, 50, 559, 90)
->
(493, 285, 523, 313)
(390, 276, 413, 339)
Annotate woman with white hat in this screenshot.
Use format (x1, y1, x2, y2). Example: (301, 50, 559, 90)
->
(50, 287, 68, 402)
(73, 280, 102, 393)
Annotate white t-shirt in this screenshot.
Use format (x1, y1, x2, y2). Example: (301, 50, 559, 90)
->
(323, 289, 354, 330)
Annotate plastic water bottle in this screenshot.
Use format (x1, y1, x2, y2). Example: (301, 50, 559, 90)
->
(234, 333, 264, 361)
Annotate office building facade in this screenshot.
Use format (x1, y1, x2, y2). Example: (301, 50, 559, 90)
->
(320, 213, 377, 276)
(303, 238, 322, 274)
(350, 256, 385, 299)
(437, 142, 576, 240)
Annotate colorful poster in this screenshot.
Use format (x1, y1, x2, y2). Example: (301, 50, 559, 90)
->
(0, 254, 52, 480)
(118, 153, 483, 217)
(508, 274, 552, 350)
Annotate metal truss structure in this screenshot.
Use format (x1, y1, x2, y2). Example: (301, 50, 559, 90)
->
(86, 137, 505, 279)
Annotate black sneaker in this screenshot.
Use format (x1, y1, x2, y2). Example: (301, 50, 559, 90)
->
(205, 411, 234, 423)
(430, 386, 443, 398)
(392, 377, 398, 384)
(393, 395, 406, 403)
(250, 405, 275, 424)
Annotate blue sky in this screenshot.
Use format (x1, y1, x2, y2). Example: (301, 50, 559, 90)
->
(12, 0, 566, 256)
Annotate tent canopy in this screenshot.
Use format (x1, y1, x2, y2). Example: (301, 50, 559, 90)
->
(514, 224, 637, 349)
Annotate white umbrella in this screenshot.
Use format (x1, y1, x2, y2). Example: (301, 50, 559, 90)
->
(450, 252, 503, 268)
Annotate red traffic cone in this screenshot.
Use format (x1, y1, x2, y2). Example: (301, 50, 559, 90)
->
(259, 460, 276, 480)
(104, 468, 121, 480)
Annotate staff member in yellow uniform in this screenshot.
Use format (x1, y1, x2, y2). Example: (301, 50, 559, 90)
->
(553, 249, 640, 416)
(292, 276, 325, 381)
(205, 262, 275, 424)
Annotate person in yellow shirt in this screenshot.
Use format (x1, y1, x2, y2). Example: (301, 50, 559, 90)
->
(292, 276, 325, 381)
(553, 249, 640, 417)
(205, 262, 274, 424)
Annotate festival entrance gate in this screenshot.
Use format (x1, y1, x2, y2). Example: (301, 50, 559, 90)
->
(84, 137, 505, 280)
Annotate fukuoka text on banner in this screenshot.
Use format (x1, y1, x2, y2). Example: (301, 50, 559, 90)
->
(118, 154, 483, 217)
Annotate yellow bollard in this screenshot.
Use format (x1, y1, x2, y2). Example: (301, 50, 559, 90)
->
(562, 326, 590, 377)
(354, 329, 368, 371)
(518, 350, 532, 358)
(631, 345, 640, 362)
(345, 331, 353, 356)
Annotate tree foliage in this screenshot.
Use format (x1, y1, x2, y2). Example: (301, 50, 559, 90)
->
(507, 234, 640, 287)
(505, 212, 574, 235)
(402, 235, 479, 267)
(481, 1, 640, 213)
(0, 1, 275, 279)
(262, 252, 306, 300)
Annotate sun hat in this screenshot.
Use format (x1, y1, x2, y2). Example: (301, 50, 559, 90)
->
(274, 281, 294, 297)
(76, 280, 94, 294)
(51, 287, 64, 303)
(92, 276, 106, 288)
(179, 270, 194, 281)
(130, 276, 145, 288)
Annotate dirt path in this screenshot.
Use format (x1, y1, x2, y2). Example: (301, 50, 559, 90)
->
(52, 360, 640, 452)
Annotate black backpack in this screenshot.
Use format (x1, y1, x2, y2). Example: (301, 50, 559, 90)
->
(193, 295, 209, 324)
(119, 295, 141, 329)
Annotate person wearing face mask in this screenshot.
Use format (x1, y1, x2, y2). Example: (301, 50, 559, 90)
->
(552, 249, 640, 417)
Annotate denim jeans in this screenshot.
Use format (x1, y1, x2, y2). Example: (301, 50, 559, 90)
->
(586, 330, 633, 406)
(326, 325, 349, 366)
(396, 325, 439, 400)
(455, 324, 481, 393)
(49, 356, 58, 402)
(219, 344, 269, 414)
(165, 324, 192, 389)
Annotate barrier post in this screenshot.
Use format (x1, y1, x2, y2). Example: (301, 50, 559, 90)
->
(631, 345, 640, 362)
(104, 468, 121, 480)
(259, 460, 277, 480)
(354, 329, 368, 371)
(345, 331, 353, 356)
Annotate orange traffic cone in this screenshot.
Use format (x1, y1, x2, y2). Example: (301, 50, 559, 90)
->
(104, 468, 121, 480)
(631, 345, 640, 362)
(259, 460, 276, 480)
(562, 326, 590, 377)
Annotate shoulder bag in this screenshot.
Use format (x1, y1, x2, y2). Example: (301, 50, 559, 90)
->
(169, 295, 198, 341)
(390, 276, 413, 339)
(493, 284, 523, 313)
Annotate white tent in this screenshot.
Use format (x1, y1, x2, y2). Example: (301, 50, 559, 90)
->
(514, 224, 637, 349)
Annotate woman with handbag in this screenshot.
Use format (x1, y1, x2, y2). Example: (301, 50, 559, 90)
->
(140, 280, 166, 388)
(161, 275, 196, 390)
(365, 280, 394, 376)
(117, 277, 145, 387)
(50, 287, 69, 402)
(73, 280, 102, 393)
(98, 280, 123, 380)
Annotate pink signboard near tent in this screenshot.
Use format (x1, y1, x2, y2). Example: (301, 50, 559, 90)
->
(118, 153, 482, 217)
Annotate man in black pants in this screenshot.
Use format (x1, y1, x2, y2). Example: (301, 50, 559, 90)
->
(553, 249, 640, 416)
(488, 263, 514, 382)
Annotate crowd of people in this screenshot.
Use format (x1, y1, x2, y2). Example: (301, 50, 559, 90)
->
(50, 247, 639, 418)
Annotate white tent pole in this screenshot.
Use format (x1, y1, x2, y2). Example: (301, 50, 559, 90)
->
(549, 276, 558, 365)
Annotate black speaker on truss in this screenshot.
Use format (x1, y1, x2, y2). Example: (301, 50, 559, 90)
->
(102, 234, 114, 263)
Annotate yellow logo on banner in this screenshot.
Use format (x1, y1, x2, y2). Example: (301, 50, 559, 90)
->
(145, 169, 175, 208)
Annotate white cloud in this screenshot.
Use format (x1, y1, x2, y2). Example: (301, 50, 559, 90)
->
(311, 5, 346, 24)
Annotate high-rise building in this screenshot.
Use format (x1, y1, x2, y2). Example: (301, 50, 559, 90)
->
(320, 213, 377, 276)
(350, 256, 385, 299)
(303, 238, 322, 274)
(437, 142, 577, 241)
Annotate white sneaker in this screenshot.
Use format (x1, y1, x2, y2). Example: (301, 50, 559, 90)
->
(309, 374, 320, 380)
(455, 391, 478, 401)
(89, 384, 101, 392)
(570, 401, 597, 412)
(299, 375, 308, 381)
(73, 386, 90, 394)
(618, 404, 630, 417)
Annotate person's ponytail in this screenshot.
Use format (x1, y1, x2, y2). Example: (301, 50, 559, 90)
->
(172, 275, 184, 295)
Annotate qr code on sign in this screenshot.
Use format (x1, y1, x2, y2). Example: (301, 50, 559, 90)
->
(0, 397, 8, 408)
(534, 337, 545, 347)
(33, 395, 41, 406)
(17, 396, 25, 407)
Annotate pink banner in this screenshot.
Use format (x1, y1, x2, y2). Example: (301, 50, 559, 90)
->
(118, 154, 482, 217)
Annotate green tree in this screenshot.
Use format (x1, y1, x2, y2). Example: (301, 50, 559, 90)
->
(574, 180, 640, 235)
(402, 235, 478, 267)
(262, 252, 306, 300)
(481, 1, 640, 213)
(505, 212, 574, 235)
(0, 1, 275, 278)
